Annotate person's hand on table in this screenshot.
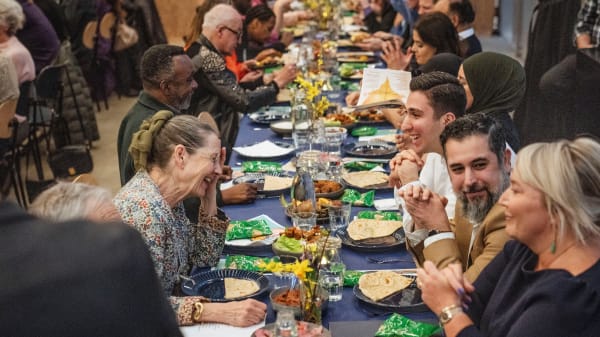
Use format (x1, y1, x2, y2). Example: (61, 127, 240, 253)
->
(202, 299, 267, 327)
(272, 63, 298, 88)
(221, 183, 258, 204)
(381, 39, 412, 70)
(399, 185, 449, 231)
(345, 91, 360, 106)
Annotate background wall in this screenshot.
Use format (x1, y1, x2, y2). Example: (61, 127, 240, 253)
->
(155, 0, 200, 46)
(499, 0, 536, 59)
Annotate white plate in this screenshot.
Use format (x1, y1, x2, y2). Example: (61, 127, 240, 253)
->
(225, 214, 285, 247)
(233, 140, 295, 158)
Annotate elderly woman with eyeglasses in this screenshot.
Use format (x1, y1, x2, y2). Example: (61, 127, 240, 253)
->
(114, 111, 267, 327)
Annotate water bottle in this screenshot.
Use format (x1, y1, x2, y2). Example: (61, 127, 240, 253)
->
(290, 164, 317, 214)
(291, 89, 312, 155)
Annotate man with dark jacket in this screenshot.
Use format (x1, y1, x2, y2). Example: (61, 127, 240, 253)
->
(186, 4, 297, 163)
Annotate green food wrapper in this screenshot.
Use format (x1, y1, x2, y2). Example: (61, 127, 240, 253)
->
(351, 126, 377, 137)
(357, 211, 402, 221)
(225, 255, 273, 271)
(375, 313, 442, 337)
(344, 161, 381, 171)
(226, 219, 272, 241)
(343, 270, 365, 287)
(342, 189, 375, 207)
(241, 161, 282, 173)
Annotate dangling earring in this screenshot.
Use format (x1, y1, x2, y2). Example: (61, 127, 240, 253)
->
(550, 223, 557, 254)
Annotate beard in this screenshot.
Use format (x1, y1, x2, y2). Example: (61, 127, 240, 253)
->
(177, 93, 192, 111)
(459, 171, 510, 224)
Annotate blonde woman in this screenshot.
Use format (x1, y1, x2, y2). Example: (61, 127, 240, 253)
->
(417, 137, 600, 337)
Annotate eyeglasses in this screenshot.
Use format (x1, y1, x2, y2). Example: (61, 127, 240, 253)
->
(222, 25, 242, 40)
(195, 151, 221, 167)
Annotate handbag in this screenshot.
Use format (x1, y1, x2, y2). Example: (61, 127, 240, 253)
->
(113, 21, 139, 52)
(48, 145, 94, 178)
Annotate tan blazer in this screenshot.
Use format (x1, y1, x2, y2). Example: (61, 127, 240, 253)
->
(407, 201, 511, 282)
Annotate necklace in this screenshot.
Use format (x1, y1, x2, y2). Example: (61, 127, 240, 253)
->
(539, 242, 578, 270)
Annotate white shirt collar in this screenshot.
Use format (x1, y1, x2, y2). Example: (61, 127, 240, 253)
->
(459, 28, 475, 40)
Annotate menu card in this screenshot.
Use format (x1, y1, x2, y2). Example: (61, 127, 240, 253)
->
(357, 68, 411, 106)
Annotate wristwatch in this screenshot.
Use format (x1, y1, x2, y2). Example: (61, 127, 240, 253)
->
(439, 304, 463, 326)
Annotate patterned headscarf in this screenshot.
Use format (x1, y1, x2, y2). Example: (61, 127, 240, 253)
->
(129, 110, 174, 172)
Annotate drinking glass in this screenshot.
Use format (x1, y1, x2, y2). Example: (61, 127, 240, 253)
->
(327, 202, 351, 235)
(292, 212, 317, 231)
(318, 262, 345, 302)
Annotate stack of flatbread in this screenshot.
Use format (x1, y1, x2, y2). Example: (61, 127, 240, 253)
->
(342, 171, 389, 188)
(347, 219, 403, 241)
(358, 271, 413, 301)
(224, 278, 260, 299)
(263, 175, 293, 191)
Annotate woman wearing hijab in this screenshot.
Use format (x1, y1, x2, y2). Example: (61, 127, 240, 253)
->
(458, 52, 525, 152)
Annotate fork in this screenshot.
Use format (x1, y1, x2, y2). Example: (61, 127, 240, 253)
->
(366, 257, 413, 264)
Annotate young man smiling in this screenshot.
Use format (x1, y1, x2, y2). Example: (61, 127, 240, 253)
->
(400, 113, 512, 281)
(389, 71, 465, 228)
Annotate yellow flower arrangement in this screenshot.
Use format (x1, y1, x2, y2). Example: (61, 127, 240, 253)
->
(257, 259, 314, 281)
(294, 74, 330, 118)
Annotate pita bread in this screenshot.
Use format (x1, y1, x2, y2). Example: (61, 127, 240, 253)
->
(358, 271, 413, 301)
(342, 171, 389, 188)
(347, 218, 402, 241)
(263, 175, 293, 191)
(224, 278, 260, 299)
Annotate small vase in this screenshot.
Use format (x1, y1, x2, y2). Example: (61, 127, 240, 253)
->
(301, 279, 323, 324)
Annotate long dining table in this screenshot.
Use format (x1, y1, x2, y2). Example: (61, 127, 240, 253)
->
(215, 102, 438, 333)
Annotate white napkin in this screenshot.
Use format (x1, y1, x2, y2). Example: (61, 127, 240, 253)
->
(233, 140, 294, 157)
(374, 198, 399, 211)
(180, 320, 265, 337)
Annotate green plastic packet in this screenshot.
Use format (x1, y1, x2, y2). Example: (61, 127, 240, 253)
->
(351, 126, 377, 137)
(357, 211, 402, 221)
(375, 313, 442, 337)
(226, 219, 272, 240)
(344, 161, 380, 171)
(241, 161, 282, 173)
(341, 189, 375, 207)
(225, 255, 273, 271)
(343, 270, 365, 287)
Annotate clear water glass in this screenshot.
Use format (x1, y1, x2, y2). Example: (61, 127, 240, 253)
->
(292, 212, 317, 231)
(275, 309, 298, 337)
(328, 202, 351, 235)
(319, 262, 345, 302)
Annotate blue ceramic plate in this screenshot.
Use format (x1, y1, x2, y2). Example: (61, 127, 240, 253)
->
(182, 269, 270, 301)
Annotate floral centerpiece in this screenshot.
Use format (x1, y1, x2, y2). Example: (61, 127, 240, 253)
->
(294, 73, 330, 120)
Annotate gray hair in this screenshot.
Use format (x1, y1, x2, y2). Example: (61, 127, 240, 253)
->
(0, 0, 25, 36)
(29, 182, 115, 222)
(515, 137, 600, 245)
(202, 4, 242, 31)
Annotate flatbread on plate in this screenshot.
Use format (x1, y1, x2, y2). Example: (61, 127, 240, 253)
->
(224, 278, 260, 299)
(342, 171, 389, 188)
(263, 175, 293, 191)
(347, 218, 402, 241)
(358, 271, 413, 301)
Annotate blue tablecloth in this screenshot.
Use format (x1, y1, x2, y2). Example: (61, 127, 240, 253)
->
(219, 113, 437, 328)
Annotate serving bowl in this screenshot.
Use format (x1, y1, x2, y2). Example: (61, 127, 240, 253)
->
(270, 286, 329, 319)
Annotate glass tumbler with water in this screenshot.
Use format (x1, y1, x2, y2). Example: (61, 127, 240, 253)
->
(275, 308, 298, 337)
(317, 236, 345, 302)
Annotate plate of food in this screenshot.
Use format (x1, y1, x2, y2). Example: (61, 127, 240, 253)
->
(353, 270, 427, 313)
(252, 321, 331, 337)
(248, 55, 284, 70)
(336, 218, 405, 252)
(343, 141, 397, 159)
(225, 214, 285, 248)
(342, 171, 391, 192)
(248, 106, 291, 124)
(339, 63, 368, 80)
(347, 107, 390, 126)
(314, 180, 345, 199)
(285, 198, 339, 224)
(322, 113, 356, 129)
(233, 172, 293, 197)
(181, 269, 270, 301)
(337, 51, 376, 63)
(233, 140, 295, 160)
(272, 225, 326, 257)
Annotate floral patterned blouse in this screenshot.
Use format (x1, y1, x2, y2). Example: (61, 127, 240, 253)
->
(114, 171, 228, 324)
